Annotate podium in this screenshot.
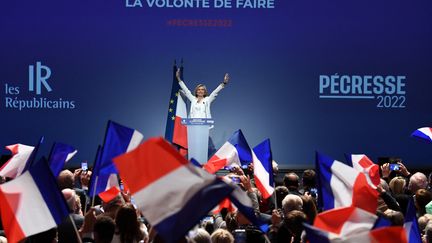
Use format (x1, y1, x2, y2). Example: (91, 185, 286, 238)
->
(181, 118, 214, 164)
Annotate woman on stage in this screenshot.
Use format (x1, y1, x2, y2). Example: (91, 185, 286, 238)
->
(176, 68, 229, 119)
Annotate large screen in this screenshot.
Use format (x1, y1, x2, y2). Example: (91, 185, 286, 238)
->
(1, 1, 431, 169)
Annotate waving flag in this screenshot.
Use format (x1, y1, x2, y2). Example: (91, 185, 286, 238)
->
(411, 127, 432, 143)
(0, 144, 34, 178)
(349, 154, 380, 187)
(48, 142, 77, 177)
(165, 61, 188, 151)
(0, 158, 69, 243)
(314, 206, 377, 237)
(404, 198, 422, 243)
(204, 129, 252, 173)
(89, 120, 143, 196)
(113, 137, 233, 242)
(253, 139, 274, 199)
(316, 152, 378, 213)
(304, 223, 407, 243)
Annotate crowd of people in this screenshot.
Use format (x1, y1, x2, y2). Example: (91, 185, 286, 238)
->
(1, 160, 432, 243)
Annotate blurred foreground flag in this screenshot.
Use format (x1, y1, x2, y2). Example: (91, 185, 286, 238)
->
(313, 206, 377, 236)
(411, 127, 432, 143)
(350, 154, 380, 187)
(113, 137, 233, 242)
(204, 129, 252, 174)
(304, 224, 407, 243)
(0, 144, 34, 179)
(0, 158, 69, 243)
(252, 139, 274, 199)
(316, 152, 378, 213)
(89, 120, 143, 196)
(48, 142, 77, 177)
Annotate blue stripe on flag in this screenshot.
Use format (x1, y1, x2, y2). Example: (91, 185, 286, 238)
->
(29, 157, 69, 224)
(48, 142, 76, 177)
(303, 223, 332, 243)
(164, 63, 182, 143)
(316, 152, 336, 210)
(253, 139, 274, 185)
(154, 178, 233, 243)
(227, 130, 252, 166)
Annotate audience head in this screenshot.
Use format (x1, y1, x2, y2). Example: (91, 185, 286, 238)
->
(94, 215, 116, 243)
(102, 193, 125, 219)
(275, 186, 289, 209)
(58, 170, 74, 190)
(415, 189, 432, 216)
(62, 188, 82, 215)
(191, 228, 211, 243)
(409, 172, 428, 193)
(384, 209, 404, 226)
(284, 172, 300, 191)
(302, 169, 317, 189)
(210, 229, 234, 243)
(389, 176, 406, 195)
(282, 194, 303, 214)
(115, 203, 144, 243)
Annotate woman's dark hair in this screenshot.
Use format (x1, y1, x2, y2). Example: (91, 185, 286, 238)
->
(115, 203, 144, 243)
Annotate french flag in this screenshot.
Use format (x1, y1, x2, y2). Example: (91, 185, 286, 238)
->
(0, 158, 69, 243)
(0, 144, 34, 179)
(89, 120, 143, 196)
(313, 206, 377, 237)
(404, 198, 422, 243)
(316, 152, 378, 213)
(252, 139, 274, 199)
(411, 127, 432, 143)
(304, 223, 407, 243)
(165, 62, 188, 151)
(204, 129, 252, 174)
(48, 142, 78, 177)
(349, 154, 380, 187)
(113, 137, 234, 242)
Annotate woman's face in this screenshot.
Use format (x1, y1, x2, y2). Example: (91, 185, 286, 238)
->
(196, 86, 206, 97)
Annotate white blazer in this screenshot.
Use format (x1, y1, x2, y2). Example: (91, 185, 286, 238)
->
(178, 81, 224, 119)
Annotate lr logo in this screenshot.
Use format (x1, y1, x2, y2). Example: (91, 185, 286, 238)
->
(28, 61, 52, 95)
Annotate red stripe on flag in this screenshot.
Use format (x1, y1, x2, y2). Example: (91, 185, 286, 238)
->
(173, 116, 188, 149)
(0, 190, 26, 243)
(370, 226, 408, 243)
(254, 177, 272, 199)
(203, 158, 227, 174)
(352, 173, 379, 213)
(314, 206, 355, 234)
(113, 137, 188, 194)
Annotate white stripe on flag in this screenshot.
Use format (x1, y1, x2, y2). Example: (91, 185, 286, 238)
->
(176, 94, 187, 118)
(253, 152, 274, 195)
(330, 161, 357, 208)
(133, 164, 216, 225)
(213, 142, 239, 166)
(126, 130, 144, 152)
(419, 127, 432, 138)
(0, 172, 57, 236)
(65, 150, 78, 162)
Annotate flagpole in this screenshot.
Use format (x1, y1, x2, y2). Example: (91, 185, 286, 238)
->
(69, 214, 83, 243)
(91, 176, 99, 208)
(273, 182, 278, 209)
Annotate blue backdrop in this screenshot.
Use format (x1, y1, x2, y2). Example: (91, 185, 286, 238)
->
(1, 0, 431, 169)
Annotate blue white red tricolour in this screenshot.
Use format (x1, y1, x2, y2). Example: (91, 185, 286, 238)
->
(204, 129, 252, 173)
(316, 152, 378, 213)
(349, 154, 380, 187)
(165, 63, 188, 151)
(252, 139, 274, 199)
(0, 158, 69, 243)
(0, 144, 34, 178)
(411, 127, 432, 143)
(113, 137, 234, 242)
(89, 120, 143, 196)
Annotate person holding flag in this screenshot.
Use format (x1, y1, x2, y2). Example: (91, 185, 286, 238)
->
(176, 68, 229, 119)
